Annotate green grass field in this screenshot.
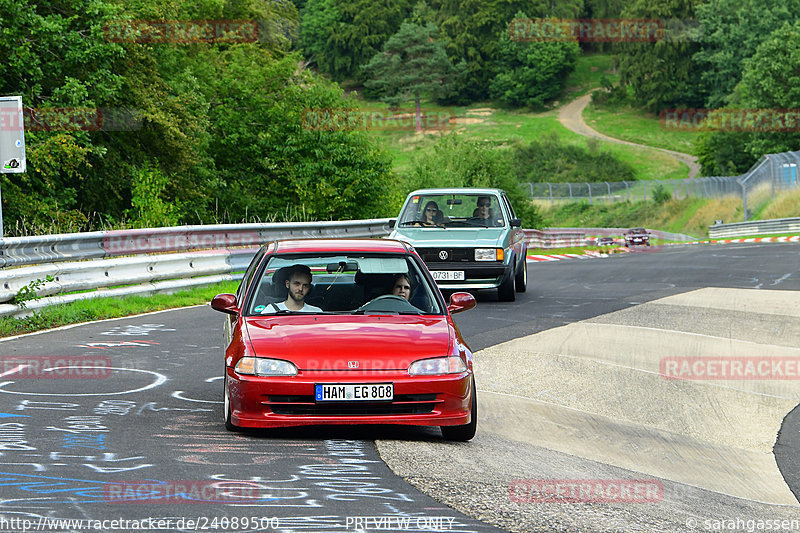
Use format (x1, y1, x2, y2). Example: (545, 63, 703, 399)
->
(583, 102, 700, 155)
(357, 52, 687, 181)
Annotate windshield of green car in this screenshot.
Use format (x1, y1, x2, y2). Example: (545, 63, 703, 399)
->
(397, 193, 506, 228)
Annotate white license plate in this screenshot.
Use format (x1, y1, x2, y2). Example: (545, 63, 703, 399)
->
(431, 271, 465, 281)
(315, 383, 394, 402)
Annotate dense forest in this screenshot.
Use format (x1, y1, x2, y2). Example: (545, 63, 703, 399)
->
(1, 0, 798, 234)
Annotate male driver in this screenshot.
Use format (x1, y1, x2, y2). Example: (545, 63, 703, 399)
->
(473, 195, 500, 226)
(265, 264, 322, 313)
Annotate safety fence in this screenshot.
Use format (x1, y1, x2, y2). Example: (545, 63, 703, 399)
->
(525, 149, 800, 221)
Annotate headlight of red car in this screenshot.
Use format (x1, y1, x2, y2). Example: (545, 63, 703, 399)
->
(408, 356, 467, 376)
(235, 357, 298, 376)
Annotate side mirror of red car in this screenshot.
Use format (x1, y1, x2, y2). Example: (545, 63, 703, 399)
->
(447, 292, 476, 314)
(211, 293, 240, 315)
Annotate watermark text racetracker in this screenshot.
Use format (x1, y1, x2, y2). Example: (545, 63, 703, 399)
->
(1, 356, 112, 379)
(302, 108, 454, 132)
(104, 19, 258, 43)
(661, 357, 800, 380)
(509, 478, 663, 503)
(0, 107, 143, 132)
(661, 108, 800, 132)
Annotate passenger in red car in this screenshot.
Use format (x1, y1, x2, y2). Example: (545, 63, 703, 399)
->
(267, 265, 322, 312)
(391, 273, 412, 300)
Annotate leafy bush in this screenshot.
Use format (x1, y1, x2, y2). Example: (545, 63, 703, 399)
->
(13, 275, 55, 309)
(401, 134, 543, 228)
(489, 12, 580, 109)
(511, 134, 636, 183)
(651, 183, 672, 205)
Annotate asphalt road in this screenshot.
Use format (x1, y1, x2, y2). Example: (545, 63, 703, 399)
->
(0, 242, 797, 533)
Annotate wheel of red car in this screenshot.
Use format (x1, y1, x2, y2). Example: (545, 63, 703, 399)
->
(441, 379, 477, 441)
(224, 374, 239, 432)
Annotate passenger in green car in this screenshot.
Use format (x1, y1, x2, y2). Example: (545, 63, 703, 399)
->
(419, 201, 444, 226)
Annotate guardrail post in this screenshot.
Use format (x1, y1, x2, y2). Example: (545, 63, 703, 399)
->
(741, 181, 748, 221)
(587, 183, 593, 205)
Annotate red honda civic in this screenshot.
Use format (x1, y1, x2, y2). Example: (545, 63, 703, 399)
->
(211, 238, 478, 441)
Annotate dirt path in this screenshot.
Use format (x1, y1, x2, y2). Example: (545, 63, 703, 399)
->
(558, 93, 701, 178)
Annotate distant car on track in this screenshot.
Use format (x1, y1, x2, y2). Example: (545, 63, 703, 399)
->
(596, 237, 617, 246)
(211, 238, 479, 441)
(389, 188, 527, 301)
(624, 228, 651, 247)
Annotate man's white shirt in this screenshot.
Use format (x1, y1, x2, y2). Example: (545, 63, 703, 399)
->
(263, 301, 323, 313)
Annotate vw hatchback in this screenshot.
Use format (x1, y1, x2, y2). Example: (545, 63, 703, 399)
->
(211, 239, 478, 441)
(389, 188, 527, 301)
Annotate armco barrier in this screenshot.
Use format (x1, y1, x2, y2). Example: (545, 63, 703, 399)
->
(708, 217, 800, 239)
(0, 220, 393, 318)
(552, 227, 697, 242)
(1, 221, 677, 318)
(0, 219, 393, 268)
(524, 229, 586, 248)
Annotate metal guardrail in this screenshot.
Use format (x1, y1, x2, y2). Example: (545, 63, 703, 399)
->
(708, 217, 800, 239)
(0, 219, 392, 268)
(554, 227, 698, 242)
(0, 220, 393, 318)
(524, 229, 586, 248)
(0, 220, 705, 318)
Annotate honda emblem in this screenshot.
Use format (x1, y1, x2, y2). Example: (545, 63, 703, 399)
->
(348, 361, 359, 369)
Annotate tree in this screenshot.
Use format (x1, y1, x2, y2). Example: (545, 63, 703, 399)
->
(615, 0, 704, 112)
(405, 134, 543, 228)
(693, 0, 800, 109)
(0, 0, 128, 230)
(363, 19, 462, 132)
(299, 0, 340, 73)
(489, 11, 579, 108)
(201, 49, 395, 221)
(695, 21, 800, 175)
(301, 0, 413, 82)
(433, 0, 583, 103)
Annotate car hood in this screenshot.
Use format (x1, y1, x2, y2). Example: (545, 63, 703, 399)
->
(391, 227, 506, 248)
(244, 315, 453, 371)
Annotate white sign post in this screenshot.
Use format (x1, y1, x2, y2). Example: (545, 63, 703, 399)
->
(0, 96, 27, 236)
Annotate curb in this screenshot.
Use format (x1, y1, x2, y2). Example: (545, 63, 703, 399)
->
(668, 235, 800, 245)
(527, 248, 630, 263)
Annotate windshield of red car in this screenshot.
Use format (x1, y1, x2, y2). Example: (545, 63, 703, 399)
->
(244, 253, 445, 316)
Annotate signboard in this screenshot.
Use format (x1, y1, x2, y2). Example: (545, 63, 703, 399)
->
(0, 96, 25, 173)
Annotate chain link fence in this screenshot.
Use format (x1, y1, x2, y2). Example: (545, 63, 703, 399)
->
(524, 150, 800, 221)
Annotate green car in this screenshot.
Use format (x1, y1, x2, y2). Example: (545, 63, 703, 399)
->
(389, 188, 528, 301)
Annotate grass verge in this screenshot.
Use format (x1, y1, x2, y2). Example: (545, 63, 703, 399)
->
(0, 280, 240, 339)
(583, 102, 699, 155)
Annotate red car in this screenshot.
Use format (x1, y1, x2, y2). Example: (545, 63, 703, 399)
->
(211, 239, 478, 441)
